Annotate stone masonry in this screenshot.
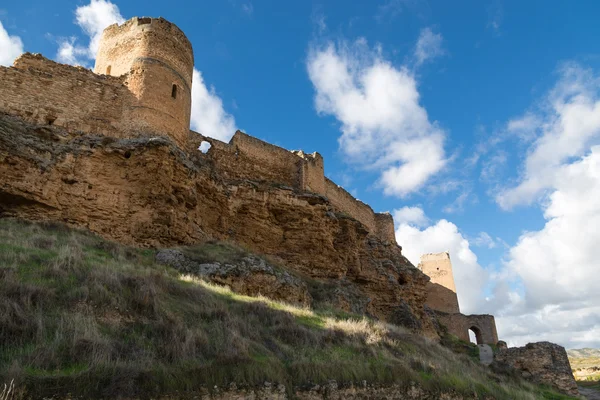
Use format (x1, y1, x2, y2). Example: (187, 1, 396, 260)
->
(418, 252, 460, 314)
(492, 342, 579, 397)
(418, 252, 499, 345)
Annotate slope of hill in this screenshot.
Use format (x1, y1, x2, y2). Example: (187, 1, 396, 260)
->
(0, 219, 576, 399)
(568, 348, 600, 382)
(568, 349, 600, 359)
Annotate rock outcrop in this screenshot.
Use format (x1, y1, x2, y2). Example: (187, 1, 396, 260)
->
(0, 114, 436, 336)
(156, 248, 312, 306)
(492, 341, 579, 396)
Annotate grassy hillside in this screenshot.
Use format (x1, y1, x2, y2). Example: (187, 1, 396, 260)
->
(0, 219, 576, 399)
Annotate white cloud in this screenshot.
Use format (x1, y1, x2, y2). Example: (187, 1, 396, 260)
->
(497, 64, 600, 209)
(490, 66, 600, 349)
(56, 0, 124, 65)
(472, 232, 496, 249)
(190, 69, 237, 142)
(393, 206, 428, 227)
(307, 39, 447, 197)
(414, 27, 444, 66)
(0, 21, 24, 66)
(56, 37, 89, 65)
(394, 207, 488, 314)
(506, 148, 600, 311)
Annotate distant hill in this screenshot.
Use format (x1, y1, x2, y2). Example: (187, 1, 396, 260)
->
(568, 348, 600, 382)
(568, 348, 600, 359)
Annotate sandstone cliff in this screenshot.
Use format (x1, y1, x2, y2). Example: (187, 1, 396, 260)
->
(0, 114, 435, 336)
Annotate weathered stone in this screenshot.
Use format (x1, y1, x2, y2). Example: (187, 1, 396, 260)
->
(492, 341, 579, 397)
(156, 249, 312, 306)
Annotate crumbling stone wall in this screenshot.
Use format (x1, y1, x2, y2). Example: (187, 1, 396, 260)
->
(296, 150, 325, 194)
(493, 342, 579, 397)
(324, 178, 396, 242)
(418, 252, 461, 314)
(0, 54, 132, 137)
(189, 132, 397, 243)
(436, 312, 498, 345)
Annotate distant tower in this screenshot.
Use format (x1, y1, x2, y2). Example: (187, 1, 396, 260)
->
(418, 252, 460, 314)
(94, 17, 193, 147)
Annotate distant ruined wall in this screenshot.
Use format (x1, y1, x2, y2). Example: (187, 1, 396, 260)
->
(436, 312, 498, 345)
(493, 342, 579, 397)
(0, 54, 133, 137)
(418, 252, 460, 314)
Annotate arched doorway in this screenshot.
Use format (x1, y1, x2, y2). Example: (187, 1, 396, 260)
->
(469, 326, 483, 345)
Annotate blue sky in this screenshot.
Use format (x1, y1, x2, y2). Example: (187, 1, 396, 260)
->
(1, 0, 600, 349)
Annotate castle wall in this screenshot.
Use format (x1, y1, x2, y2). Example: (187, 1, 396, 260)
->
(296, 151, 325, 194)
(324, 179, 375, 234)
(0, 54, 132, 137)
(189, 132, 397, 243)
(436, 312, 498, 345)
(418, 252, 460, 314)
(375, 213, 396, 243)
(229, 132, 301, 187)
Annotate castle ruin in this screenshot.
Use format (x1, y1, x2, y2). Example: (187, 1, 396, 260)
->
(1, 16, 495, 345)
(0, 16, 396, 244)
(418, 252, 498, 345)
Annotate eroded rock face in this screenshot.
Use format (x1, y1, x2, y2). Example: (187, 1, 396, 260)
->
(0, 115, 435, 335)
(156, 249, 312, 306)
(492, 341, 579, 396)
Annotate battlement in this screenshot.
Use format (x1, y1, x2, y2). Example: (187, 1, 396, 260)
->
(102, 17, 192, 48)
(189, 131, 398, 243)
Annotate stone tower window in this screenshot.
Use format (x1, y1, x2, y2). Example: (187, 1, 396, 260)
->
(106, 65, 111, 75)
(171, 84, 177, 99)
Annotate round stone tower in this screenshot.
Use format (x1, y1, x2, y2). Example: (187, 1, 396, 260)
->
(94, 17, 193, 147)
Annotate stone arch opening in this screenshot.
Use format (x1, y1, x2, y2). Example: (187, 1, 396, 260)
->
(171, 84, 177, 99)
(469, 326, 483, 345)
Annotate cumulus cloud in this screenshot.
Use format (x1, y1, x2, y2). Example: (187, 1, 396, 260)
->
(394, 207, 488, 314)
(190, 69, 237, 142)
(414, 27, 444, 66)
(393, 206, 428, 227)
(489, 64, 600, 349)
(56, 0, 124, 65)
(497, 64, 600, 209)
(502, 148, 600, 323)
(307, 39, 447, 197)
(0, 21, 24, 66)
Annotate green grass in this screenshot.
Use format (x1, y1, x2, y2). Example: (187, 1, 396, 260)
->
(0, 218, 579, 399)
